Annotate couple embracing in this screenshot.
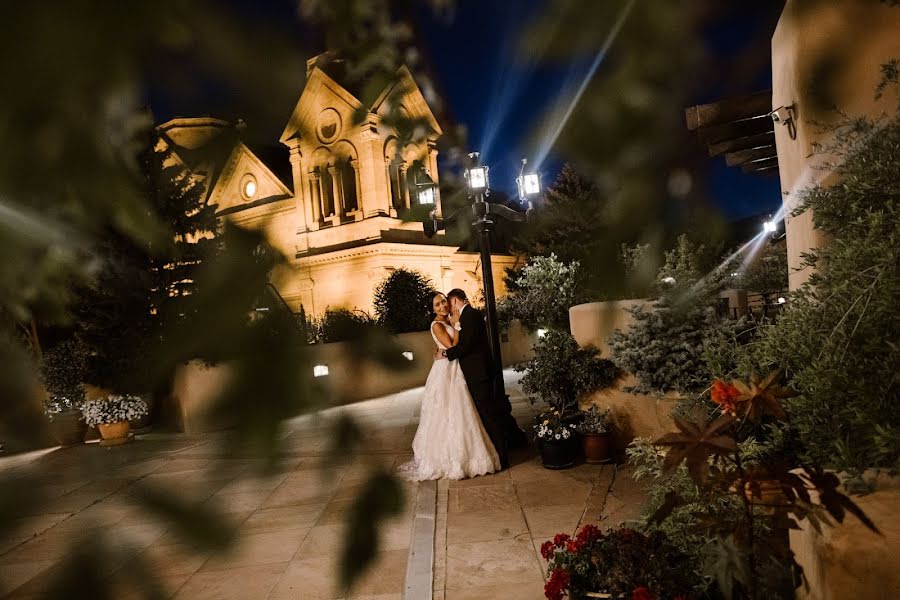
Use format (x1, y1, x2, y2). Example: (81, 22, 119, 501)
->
(403, 288, 523, 481)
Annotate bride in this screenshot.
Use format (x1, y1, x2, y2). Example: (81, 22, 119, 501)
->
(402, 292, 501, 480)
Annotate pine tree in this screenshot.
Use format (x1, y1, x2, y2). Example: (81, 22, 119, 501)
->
(75, 131, 217, 393)
(511, 164, 637, 299)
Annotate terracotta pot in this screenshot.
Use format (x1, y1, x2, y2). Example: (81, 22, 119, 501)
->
(97, 421, 131, 446)
(48, 409, 87, 446)
(539, 437, 577, 470)
(581, 432, 611, 464)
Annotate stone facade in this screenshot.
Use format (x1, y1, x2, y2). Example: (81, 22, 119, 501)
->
(158, 59, 519, 316)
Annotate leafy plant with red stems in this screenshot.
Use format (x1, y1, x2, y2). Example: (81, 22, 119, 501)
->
(650, 372, 879, 599)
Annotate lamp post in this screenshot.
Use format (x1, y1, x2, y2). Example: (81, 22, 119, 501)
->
(424, 152, 541, 446)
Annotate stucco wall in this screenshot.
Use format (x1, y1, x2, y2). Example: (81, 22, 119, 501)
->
(791, 471, 900, 600)
(772, 0, 900, 290)
(569, 299, 676, 454)
(170, 323, 536, 433)
(569, 300, 650, 357)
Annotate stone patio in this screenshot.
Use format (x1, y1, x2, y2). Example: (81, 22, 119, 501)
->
(0, 371, 646, 599)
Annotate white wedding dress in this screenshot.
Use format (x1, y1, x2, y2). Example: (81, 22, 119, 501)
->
(400, 321, 500, 481)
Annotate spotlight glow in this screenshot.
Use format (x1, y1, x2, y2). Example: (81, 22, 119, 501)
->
(777, 297, 786, 304)
(313, 364, 329, 377)
(402, 351, 414, 361)
(764, 220, 777, 233)
(533, 0, 637, 170)
(536, 328, 547, 338)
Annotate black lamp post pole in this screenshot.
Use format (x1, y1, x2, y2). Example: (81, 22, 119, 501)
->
(472, 198, 504, 382)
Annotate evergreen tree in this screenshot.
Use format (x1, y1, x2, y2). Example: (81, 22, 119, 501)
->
(510, 164, 640, 300)
(75, 132, 217, 393)
(372, 268, 436, 334)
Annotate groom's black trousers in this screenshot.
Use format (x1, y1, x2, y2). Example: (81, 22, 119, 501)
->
(467, 377, 509, 470)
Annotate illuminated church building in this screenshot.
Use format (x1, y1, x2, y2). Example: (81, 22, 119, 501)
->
(157, 57, 518, 317)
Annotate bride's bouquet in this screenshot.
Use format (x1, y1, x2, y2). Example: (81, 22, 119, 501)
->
(533, 410, 576, 442)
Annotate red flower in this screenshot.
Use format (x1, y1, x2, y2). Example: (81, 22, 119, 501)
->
(565, 538, 583, 553)
(711, 379, 741, 414)
(540, 540, 556, 560)
(544, 569, 571, 600)
(631, 587, 654, 600)
(552, 533, 571, 548)
(575, 523, 602, 544)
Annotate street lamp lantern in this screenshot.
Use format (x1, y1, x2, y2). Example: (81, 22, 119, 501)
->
(465, 165, 489, 193)
(464, 152, 489, 196)
(516, 159, 541, 202)
(414, 168, 437, 206)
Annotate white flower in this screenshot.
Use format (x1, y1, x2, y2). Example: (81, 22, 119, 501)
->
(555, 434, 560, 440)
(82, 394, 148, 427)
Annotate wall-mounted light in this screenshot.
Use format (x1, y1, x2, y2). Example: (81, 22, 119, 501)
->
(763, 220, 777, 233)
(313, 364, 329, 377)
(402, 351, 414, 361)
(771, 104, 797, 140)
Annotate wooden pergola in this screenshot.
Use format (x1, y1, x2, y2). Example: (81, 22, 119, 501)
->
(685, 91, 778, 175)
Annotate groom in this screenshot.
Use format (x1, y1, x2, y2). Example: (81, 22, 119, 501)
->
(442, 288, 511, 469)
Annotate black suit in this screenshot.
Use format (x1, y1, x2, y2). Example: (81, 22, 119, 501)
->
(446, 304, 509, 468)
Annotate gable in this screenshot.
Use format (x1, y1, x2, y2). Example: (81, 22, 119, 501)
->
(279, 68, 366, 145)
(208, 143, 293, 214)
(370, 66, 442, 137)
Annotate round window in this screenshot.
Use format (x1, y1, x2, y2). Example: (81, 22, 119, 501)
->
(241, 174, 257, 200)
(316, 108, 342, 144)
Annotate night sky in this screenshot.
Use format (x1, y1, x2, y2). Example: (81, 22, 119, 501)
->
(154, 0, 784, 222)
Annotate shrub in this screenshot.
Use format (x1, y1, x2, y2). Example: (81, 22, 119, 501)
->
(318, 309, 376, 343)
(41, 338, 89, 411)
(372, 268, 436, 334)
(723, 105, 900, 474)
(498, 253, 584, 331)
(516, 329, 617, 415)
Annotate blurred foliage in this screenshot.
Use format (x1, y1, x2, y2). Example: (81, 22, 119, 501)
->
(498, 253, 585, 331)
(373, 268, 437, 333)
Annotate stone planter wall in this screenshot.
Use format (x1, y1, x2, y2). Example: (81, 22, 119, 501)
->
(791, 471, 900, 600)
(170, 323, 537, 433)
(569, 300, 677, 454)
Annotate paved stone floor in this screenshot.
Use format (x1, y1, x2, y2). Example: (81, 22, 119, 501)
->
(0, 371, 646, 599)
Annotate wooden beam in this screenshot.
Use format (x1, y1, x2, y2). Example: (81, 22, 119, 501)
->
(725, 145, 777, 167)
(685, 91, 772, 131)
(695, 116, 775, 145)
(741, 157, 780, 174)
(708, 132, 775, 156)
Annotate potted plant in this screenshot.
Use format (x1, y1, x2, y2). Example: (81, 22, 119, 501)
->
(577, 405, 611, 464)
(41, 339, 89, 446)
(81, 394, 148, 447)
(517, 329, 617, 469)
(540, 524, 696, 600)
(534, 410, 578, 469)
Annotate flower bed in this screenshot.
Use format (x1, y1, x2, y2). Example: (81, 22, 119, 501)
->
(81, 394, 148, 427)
